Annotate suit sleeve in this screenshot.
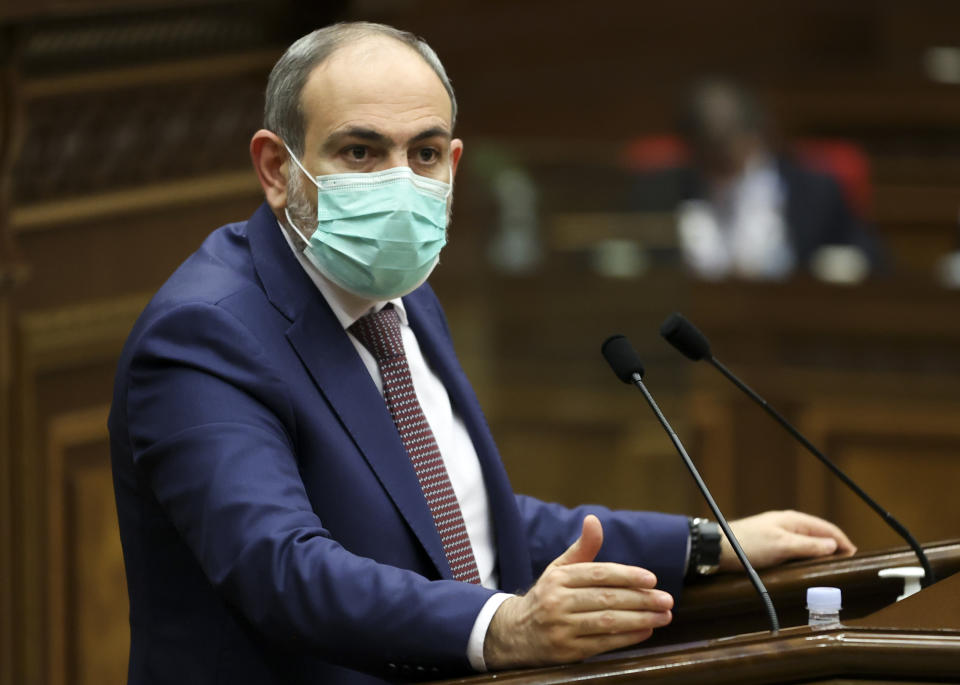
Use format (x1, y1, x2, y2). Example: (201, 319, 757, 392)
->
(514, 495, 689, 600)
(122, 300, 495, 678)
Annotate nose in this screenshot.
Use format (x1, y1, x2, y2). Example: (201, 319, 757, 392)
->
(383, 150, 409, 170)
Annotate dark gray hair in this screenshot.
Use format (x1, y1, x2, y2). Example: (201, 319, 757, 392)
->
(264, 22, 457, 156)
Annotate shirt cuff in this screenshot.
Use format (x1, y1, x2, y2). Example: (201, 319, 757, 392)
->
(466, 592, 514, 672)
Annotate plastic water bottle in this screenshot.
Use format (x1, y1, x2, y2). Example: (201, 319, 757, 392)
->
(806, 586, 842, 627)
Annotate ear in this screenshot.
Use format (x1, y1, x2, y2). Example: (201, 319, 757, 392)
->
(450, 138, 464, 178)
(250, 129, 289, 211)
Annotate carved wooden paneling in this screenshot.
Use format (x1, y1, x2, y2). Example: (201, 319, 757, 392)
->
(682, 388, 960, 551)
(491, 403, 698, 516)
(13, 58, 268, 208)
(45, 406, 125, 685)
(672, 281, 960, 548)
(13, 296, 147, 684)
(67, 431, 128, 685)
(796, 403, 960, 552)
(684, 391, 738, 516)
(451, 268, 701, 516)
(11, 46, 271, 232)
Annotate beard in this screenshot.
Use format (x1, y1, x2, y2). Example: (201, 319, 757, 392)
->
(283, 168, 319, 249)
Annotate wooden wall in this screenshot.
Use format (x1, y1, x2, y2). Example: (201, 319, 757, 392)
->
(2, 1, 960, 684)
(0, 3, 346, 683)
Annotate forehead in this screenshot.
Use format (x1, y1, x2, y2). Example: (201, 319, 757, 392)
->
(300, 36, 453, 147)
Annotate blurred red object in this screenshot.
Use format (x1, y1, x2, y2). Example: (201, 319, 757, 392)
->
(793, 139, 872, 219)
(620, 135, 690, 172)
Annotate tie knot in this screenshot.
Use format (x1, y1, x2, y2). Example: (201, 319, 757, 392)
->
(350, 305, 405, 362)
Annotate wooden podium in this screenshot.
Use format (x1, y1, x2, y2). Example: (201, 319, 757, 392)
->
(439, 541, 960, 684)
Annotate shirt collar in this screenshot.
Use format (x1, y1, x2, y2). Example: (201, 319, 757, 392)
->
(277, 219, 408, 329)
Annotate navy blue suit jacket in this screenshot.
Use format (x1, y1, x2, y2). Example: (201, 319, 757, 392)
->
(109, 202, 689, 684)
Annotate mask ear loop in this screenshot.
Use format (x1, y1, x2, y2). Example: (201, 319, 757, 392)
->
(282, 142, 320, 245)
(283, 143, 320, 189)
(283, 207, 312, 245)
(443, 163, 454, 201)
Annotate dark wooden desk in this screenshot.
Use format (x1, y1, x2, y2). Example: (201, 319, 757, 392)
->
(439, 551, 960, 684)
(659, 539, 960, 645)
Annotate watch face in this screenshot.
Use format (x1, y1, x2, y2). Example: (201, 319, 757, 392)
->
(697, 563, 720, 576)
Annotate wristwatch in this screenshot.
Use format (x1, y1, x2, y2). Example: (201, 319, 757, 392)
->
(688, 517, 722, 577)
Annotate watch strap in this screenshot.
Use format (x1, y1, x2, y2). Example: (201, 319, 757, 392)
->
(688, 517, 722, 577)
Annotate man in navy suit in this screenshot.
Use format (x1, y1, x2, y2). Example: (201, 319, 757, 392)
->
(109, 22, 855, 684)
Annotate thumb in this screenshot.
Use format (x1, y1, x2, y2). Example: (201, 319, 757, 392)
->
(552, 515, 603, 567)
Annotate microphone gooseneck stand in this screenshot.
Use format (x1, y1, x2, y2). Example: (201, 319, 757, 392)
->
(601, 335, 780, 634)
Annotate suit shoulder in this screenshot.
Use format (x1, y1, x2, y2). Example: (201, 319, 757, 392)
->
(153, 220, 262, 311)
(122, 219, 273, 356)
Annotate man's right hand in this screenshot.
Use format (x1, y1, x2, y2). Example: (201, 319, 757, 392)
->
(483, 514, 673, 670)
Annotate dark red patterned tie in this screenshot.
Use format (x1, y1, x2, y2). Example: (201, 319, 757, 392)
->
(350, 306, 482, 584)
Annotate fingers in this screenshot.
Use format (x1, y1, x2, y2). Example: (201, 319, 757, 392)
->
(724, 509, 858, 570)
(574, 608, 673, 636)
(794, 513, 857, 555)
(552, 562, 659, 590)
(561, 585, 674, 614)
(836, 535, 857, 556)
(781, 530, 839, 559)
(778, 510, 858, 557)
(533, 564, 672, 636)
(484, 589, 672, 670)
(484, 521, 672, 672)
(780, 529, 856, 560)
(484, 514, 675, 670)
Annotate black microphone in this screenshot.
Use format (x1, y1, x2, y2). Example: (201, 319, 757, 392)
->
(601, 335, 780, 634)
(660, 312, 936, 587)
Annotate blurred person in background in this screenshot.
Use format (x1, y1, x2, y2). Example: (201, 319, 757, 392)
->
(631, 77, 885, 281)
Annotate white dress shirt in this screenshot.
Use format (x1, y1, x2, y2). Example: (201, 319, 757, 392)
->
(279, 223, 511, 670)
(678, 155, 795, 280)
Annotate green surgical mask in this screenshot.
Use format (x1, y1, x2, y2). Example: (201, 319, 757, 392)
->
(284, 145, 451, 300)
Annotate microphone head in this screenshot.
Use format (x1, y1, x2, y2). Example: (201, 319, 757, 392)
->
(660, 312, 711, 361)
(601, 335, 646, 383)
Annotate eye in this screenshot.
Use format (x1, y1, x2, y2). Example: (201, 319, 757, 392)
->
(346, 145, 368, 161)
(416, 147, 439, 164)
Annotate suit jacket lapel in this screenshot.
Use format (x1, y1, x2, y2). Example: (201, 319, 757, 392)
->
(246, 204, 452, 580)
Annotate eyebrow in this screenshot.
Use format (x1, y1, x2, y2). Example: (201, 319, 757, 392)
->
(323, 127, 389, 151)
(408, 127, 452, 144)
(324, 125, 451, 151)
